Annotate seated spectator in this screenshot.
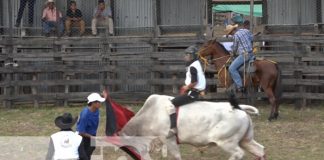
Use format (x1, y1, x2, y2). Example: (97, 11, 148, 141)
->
(65, 1, 85, 37)
(42, 0, 64, 37)
(91, 0, 114, 36)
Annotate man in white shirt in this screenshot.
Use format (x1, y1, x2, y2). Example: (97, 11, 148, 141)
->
(46, 113, 88, 160)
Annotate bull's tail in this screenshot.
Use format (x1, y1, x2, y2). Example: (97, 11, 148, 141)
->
(229, 93, 259, 115)
(229, 92, 241, 110)
(239, 105, 260, 116)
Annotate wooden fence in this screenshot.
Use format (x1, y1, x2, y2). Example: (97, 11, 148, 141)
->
(0, 33, 324, 107)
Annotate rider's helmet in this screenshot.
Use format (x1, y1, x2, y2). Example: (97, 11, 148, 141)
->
(184, 45, 199, 60)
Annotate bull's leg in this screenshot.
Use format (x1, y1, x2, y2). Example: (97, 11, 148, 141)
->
(165, 137, 182, 160)
(218, 141, 245, 160)
(240, 139, 266, 160)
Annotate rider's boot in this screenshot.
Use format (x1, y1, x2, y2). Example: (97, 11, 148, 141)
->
(167, 113, 177, 138)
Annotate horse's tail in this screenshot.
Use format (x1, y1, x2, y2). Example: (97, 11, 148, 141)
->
(274, 64, 283, 102)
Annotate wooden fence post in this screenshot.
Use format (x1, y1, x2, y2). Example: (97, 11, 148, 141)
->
(3, 72, 13, 108)
(32, 73, 39, 108)
(172, 74, 178, 94)
(294, 42, 306, 109)
(64, 74, 70, 107)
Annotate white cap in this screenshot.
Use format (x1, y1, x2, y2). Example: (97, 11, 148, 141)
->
(47, 0, 54, 3)
(87, 93, 105, 104)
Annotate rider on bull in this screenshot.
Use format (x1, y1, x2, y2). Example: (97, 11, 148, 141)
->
(167, 45, 206, 138)
(225, 24, 255, 92)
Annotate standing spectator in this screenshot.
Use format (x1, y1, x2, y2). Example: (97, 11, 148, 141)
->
(42, 0, 64, 37)
(243, 20, 250, 30)
(46, 113, 88, 160)
(15, 0, 36, 27)
(76, 92, 107, 159)
(91, 0, 114, 36)
(65, 1, 85, 37)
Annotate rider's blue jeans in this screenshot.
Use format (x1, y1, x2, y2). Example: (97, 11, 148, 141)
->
(229, 52, 255, 89)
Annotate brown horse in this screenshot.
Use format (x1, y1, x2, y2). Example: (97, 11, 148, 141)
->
(198, 39, 282, 121)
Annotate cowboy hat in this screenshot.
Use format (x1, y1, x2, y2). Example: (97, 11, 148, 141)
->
(46, 0, 54, 4)
(224, 24, 239, 35)
(87, 93, 105, 104)
(54, 113, 78, 130)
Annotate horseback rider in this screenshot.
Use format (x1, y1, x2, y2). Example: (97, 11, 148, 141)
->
(167, 45, 206, 138)
(225, 24, 255, 92)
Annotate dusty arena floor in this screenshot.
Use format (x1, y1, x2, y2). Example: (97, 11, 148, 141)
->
(1, 101, 323, 160)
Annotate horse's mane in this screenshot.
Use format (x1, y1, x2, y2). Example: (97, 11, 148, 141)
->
(216, 42, 231, 55)
(206, 39, 231, 55)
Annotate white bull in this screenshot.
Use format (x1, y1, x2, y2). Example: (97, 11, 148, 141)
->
(119, 94, 266, 160)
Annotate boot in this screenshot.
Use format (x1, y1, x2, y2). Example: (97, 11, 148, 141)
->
(167, 113, 177, 138)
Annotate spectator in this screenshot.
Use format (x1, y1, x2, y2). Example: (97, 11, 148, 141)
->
(76, 92, 107, 159)
(65, 1, 85, 37)
(46, 113, 88, 160)
(91, 0, 114, 36)
(42, 0, 64, 37)
(231, 13, 244, 25)
(243, 20, 250, 30)
(15, 0, 36, 27)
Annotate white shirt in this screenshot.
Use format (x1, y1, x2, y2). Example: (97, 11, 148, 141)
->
(221, 35, 234, 52)
(51, 131, 82, 160)
(185, 60, 206, 91)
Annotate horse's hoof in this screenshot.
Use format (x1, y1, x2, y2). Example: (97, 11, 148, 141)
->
(268, 116, 275, 122)
(273, 113, 279, 119)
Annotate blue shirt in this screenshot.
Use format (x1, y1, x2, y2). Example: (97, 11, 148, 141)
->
(232, 29, 253, 55)
(76, 107, 99, 136)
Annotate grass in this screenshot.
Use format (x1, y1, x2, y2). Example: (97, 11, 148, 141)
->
(1, 102, 324, 160)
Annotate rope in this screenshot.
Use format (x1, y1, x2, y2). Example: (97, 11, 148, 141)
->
(198, 54, 209, 72)
(212, 55, 230, 61)
(217, 57, 232, 87)
(197, 44, 215, 72)
(266, 59, 277, 64)
(243, 53, 246, 87)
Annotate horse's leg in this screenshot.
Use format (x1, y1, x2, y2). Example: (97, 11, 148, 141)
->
(218, 141, 245, 160)
(262, 86, 277, 121)
(240, 139, 266, 160)
(259, 78, 277, 121)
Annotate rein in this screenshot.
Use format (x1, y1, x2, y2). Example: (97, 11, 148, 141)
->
(217, 56, 232, 87)
(212, 55, 231, 61)
(197, 46, 213, 72)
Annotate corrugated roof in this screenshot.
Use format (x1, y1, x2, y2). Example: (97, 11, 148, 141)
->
(213, 0, 262, 2)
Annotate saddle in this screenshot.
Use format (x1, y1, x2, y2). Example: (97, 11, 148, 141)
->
(225, 58, 256, 75)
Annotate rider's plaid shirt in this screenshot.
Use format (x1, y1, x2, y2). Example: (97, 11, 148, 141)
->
(232, 29, 253, 55)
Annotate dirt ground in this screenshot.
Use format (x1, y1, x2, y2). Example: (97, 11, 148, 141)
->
(0, 101, 323, 160)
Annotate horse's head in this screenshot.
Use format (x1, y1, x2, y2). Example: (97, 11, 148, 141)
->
(198, 39, 230, 59)
(197, 39, 218, 58)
